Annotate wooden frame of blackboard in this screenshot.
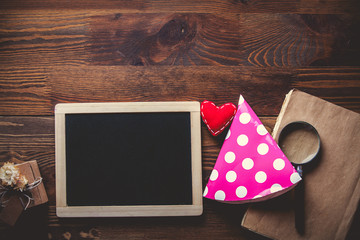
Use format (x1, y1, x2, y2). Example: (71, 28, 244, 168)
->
(55, 102, 202, 217)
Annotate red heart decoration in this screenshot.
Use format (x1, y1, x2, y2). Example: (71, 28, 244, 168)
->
(201, 100, 237, 136)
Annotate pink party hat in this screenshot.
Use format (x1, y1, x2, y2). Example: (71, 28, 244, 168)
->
(203, 95, 301, 203)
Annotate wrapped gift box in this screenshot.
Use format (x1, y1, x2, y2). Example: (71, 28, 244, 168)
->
(0, 160, 48, 226)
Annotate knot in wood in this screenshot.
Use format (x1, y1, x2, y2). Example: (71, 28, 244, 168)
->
(158, 19, 192, 46)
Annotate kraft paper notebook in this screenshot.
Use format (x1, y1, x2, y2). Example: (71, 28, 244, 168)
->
(241, 89, 360, 240)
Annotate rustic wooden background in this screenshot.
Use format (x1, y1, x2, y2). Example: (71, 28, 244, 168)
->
(0, 0, 359, 239)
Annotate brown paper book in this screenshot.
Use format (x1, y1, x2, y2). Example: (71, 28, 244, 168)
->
(241, 89, 360, 240)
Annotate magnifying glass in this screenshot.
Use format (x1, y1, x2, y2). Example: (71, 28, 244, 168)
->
(278, 121, 321, 234)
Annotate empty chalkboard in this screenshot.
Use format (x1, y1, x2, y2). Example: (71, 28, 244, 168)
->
(66, 112, 192, 206)
(55, 102, 202, 217)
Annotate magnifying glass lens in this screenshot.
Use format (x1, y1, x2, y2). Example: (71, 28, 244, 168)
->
(278, 121, 320, 234)
(279, 123, 320, 165)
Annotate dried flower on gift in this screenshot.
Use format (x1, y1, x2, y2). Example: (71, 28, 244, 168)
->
(0, 162, 28, 191)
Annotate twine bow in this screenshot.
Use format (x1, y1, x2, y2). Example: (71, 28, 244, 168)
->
(0, 177, 43, 210)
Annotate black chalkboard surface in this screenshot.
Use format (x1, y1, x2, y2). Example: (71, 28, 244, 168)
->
(55, 102, 202, 217)
(65, 112, 192, 206)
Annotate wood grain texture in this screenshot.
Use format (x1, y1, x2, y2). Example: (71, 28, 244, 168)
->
(147, 0, 359, 14)
(89, 13, 241, 66)
(2, 66, 288, 115)
(0, 1, 359, 239)
(295, 67, 360, 111)
(1, 66, 359, 115)
(0, 12, 89, 68)
(240, 14, 360, 67)
(89, 13, 359, 66)
(0, 0, 358, 14)
(0, 67, 51, 115)
(0, 12, 359, 67)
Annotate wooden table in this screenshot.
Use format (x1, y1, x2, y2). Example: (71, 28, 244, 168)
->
(1, 0, 359, 239)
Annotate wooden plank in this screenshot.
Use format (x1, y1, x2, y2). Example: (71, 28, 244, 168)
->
(295, 67, 360, 111)
(46, 66, 296, 116)
(0, 0, 357, 14)
(0, 12, 89, 68)
(2, 66, 359, 115)
(0, 116, 54, 149)
(91, 13, 359, 66)
(0, 67, 52, 115)
(0, 115, 275, 150)
(89, 13, 241, 66)
(146, 0, 359, 14)
(43, 204, 249, 239)
(0, 13, 359, 67)
(239, 14, 360, 67)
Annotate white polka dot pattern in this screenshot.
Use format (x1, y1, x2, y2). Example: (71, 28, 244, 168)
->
(204, 95, 302, 202)
(236, 186, 247, 198)
(224, 151, 236, 163)
(203, 186, 208, 197)
(257, 143, 269, 155)
(257, 124, 268, 136)
(270, 184, 283, 193)
(226, 171, 237, 183)
(239, 113, 251, 124)
(225, 130, 231, 140)
(237, 134, 249, 146)
(290, 172, 302, 184)
(255, 171, 267, 183)
(273, 158, 285, 170)
(214, 190, 226, 201)
(242, 158, 254, 170)
(210, 169, 218, 181)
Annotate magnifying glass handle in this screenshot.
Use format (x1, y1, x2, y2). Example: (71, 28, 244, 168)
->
(295, 166, 305, 234)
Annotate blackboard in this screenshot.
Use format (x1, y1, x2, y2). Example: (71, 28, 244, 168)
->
(55, 102, 202, 217)
(65, 112, 192, 206)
